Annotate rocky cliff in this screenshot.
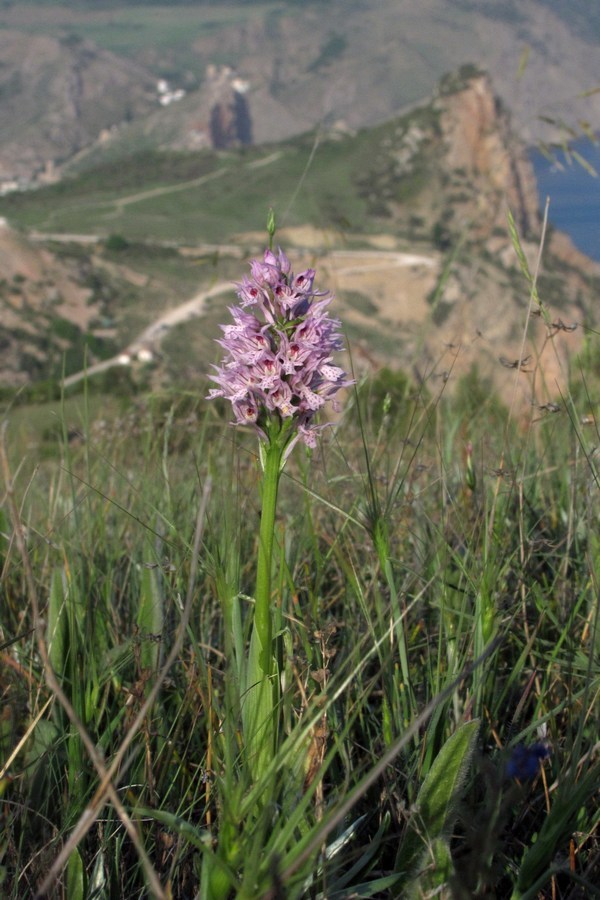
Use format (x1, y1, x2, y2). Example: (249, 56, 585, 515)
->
(436, 70, 540, 238)
(381, 68, 599, 410)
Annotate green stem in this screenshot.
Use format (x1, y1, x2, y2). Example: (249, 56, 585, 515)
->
(373, 517, 415, 723)
(254, 437, 285, 678)
(243, 420, 292, 778)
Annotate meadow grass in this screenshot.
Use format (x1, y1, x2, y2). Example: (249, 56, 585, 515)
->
(0, 340, 598, 897)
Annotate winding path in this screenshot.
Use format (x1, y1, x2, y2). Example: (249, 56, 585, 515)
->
(61, 248, 436, 388)
(62, 280, 231, 388)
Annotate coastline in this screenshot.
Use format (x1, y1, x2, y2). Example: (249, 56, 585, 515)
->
(529, 135, 600, 263)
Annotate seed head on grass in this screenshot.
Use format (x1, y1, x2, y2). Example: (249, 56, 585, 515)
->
(207, 247, 352, 453)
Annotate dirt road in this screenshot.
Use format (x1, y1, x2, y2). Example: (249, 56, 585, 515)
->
(62, 280, 231, 388)
(61, 247, 438, 388)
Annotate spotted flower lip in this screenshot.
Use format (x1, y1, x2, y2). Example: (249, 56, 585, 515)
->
(207, 247, 352, 448)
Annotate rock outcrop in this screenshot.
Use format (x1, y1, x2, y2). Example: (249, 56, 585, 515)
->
(436, 68, 540, 238)
(207, 66, 253, 149)
(399, 69, 598, 410)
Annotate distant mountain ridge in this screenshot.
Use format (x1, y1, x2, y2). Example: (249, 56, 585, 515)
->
(0, 0, 598, 185)
(0, 30, 156, 183)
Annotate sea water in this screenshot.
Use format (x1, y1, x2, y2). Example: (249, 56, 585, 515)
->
(530, 138, 600, 263)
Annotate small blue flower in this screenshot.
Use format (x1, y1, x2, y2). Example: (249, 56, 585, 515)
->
(506, 742, 550, 780)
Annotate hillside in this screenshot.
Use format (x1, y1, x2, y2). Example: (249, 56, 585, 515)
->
(0, 31, 156, 183)
(0, 1, 598, 184)
(1, 68, 598, 414)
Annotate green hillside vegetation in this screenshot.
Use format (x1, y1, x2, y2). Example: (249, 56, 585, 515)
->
(0, 98, 459, 390)
(2, 107, 442, 244)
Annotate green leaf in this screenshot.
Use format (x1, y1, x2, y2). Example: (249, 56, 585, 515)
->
(101, 641, 133, 691)
(417, 719, 479, 838)
(66, 847, 86, 900)
(137, 807, 234, 899)
(325, 873, 403, 898)
(406, 837, 454, 899)
(137, 566, 164, 671)
(88, 848, 108, 897)
(242, 627, 276, 779)
(47, 569, 68, 678)
(134, 807, 211, 851)
(23, 719, 59, 782)
(397, 720, 479, 877)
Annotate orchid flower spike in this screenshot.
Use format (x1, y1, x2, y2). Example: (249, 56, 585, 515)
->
(207, 247, 352, 452)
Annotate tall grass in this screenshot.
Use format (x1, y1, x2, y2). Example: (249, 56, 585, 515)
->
(1, 319, 599, 898)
